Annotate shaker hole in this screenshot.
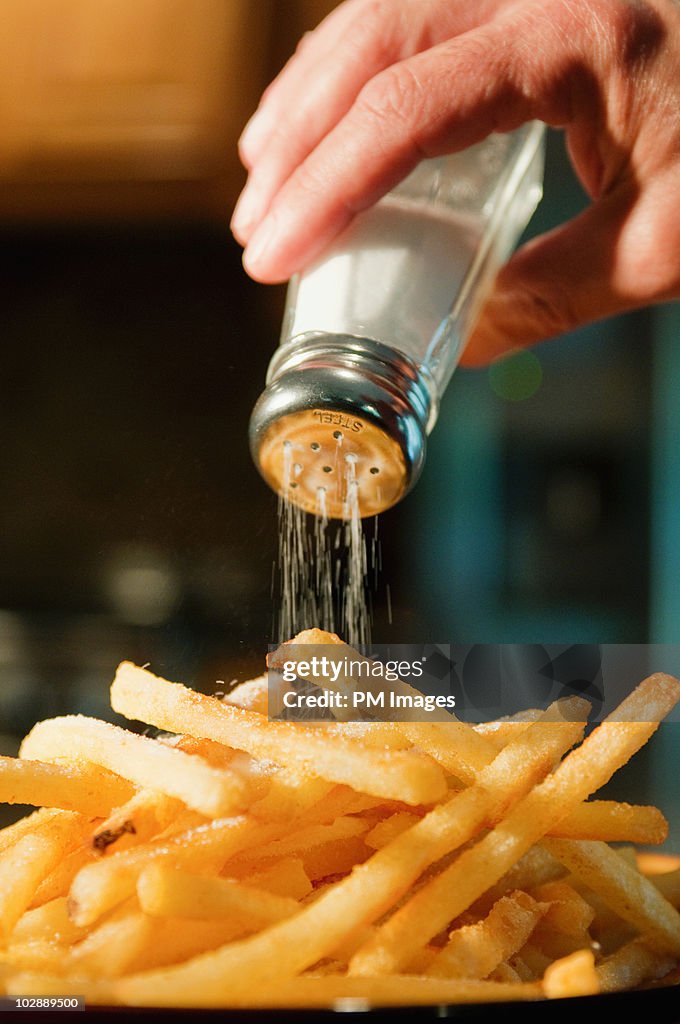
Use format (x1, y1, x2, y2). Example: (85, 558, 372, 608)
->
(322, 466, 333, 474)
(310, 442, 320, 451)
(370, 467, 380, 475)
(333, 431, 343, 440)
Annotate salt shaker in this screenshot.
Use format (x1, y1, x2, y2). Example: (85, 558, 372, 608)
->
(249, 122, 546, 519)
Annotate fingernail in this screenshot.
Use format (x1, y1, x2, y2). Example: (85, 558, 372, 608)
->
(239, 109, 270, 164)
(243, 215, 278, 275)
(230, 181, 266, 242)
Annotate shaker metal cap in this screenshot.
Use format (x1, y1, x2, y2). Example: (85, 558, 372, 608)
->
(249, 336, 434, 519)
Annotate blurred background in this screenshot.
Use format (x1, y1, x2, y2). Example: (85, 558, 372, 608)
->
(0, 0, 677, 842)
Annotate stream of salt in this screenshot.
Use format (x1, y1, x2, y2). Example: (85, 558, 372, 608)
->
(274, 447, 376, 648)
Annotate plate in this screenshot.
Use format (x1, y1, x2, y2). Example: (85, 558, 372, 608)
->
(85, 986, 680, 1022)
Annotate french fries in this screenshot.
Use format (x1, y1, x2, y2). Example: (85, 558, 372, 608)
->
(425, 892, 548, 980)
(0, 632, 675, 1009)
(0, 812, 86, 943)
(137, 865, 301, 924)
(20, 716, 248, 818)
(0, 756, 133, 815)
(111, 663, 447, 806)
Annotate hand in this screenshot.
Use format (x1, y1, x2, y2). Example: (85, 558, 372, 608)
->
(231, 0, 680, 365)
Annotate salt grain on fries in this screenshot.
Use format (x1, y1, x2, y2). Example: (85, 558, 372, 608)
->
(0, 631, 677, 1008)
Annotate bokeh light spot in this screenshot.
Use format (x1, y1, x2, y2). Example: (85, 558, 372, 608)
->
(488, 349, 543, 401)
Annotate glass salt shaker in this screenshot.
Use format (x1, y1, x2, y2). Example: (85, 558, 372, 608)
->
(249, 122, 546, 519)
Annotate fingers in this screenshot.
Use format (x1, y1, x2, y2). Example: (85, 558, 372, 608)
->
(238, 0, 370, 167)
(460, 180, 671, 366)
(241, 15, 576, 282)
(232, 0, 501, 243)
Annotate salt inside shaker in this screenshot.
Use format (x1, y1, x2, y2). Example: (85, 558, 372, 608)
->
(250, 122, 546, 518)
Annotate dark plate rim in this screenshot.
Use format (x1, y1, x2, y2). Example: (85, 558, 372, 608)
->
(79, 983, 680, 1020)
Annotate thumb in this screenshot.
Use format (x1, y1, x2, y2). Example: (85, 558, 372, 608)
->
(460, 186, 638, 367)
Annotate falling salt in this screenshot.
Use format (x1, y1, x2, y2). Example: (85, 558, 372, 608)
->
(339, 454, 371, 647)
(313, 486, 335, 635)
(273, 451, 377, 648)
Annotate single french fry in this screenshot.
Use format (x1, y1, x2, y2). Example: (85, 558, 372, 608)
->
(10, 897, 89, 946)
(365, 812, 421, 850)
(596, 936, 678, 992)
(111, 663, 447, 806)
(224, 675, 269, 714)
(132, 918, 254, 972)
(528, 882, 595, 959)
(474, 714, 543, 751)
(3, 940, 66, 974)
(348, 674, 680, 976)
(614, 844, 639, 868)
(4, 971, 114, 1002)
(72, 912, 156, 978)
(167, 734, 244, 770)
(543, 949, 599, 998)
(11, 911, 154, 980)
(138, 864, 300, 923)
(0, 756, 134, 816)
(20, 716, 247, 819)
(0, 812, 85, 942)
(231, 816, 369, 867)
(427, 892, 548, 980)
(30, 844, 95, 908)
(404, 946, 439, 973)
(241, 858, 312, 901)
(650, 868, 680, 908)
(529, 881, 595, 938)
(115, 972, 543, 1009)
(106, 707, 586, 1005)
(297, 786, 380, 821)
(489, 961, 524, 983)
(323, 721, 412, 750)
(506, 956, 534, 982)
(576, 882, 637, 956)
(388, 722, 495, 783)
(0, 808, 65, 854)
(544, 800, 668, 845)
(518, 942, 553, 980)
(541, 837, 680, 954)
(300, 836, 371, 881)
(92, 791, 183, 855)
(637, 852, 680, 875)
(482, 846, 566, 908)
(248, 771, 335, 823)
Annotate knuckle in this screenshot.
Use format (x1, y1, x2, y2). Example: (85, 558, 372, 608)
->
(351, 0, 388, 37)
(580, 0, 663, 67)
(355, 64, 427, 134)
(512, 278, 584, 339)
(293, 161, 332, 203)
(294, 30, 316, 58)
(345, 1, 395, 63)
(622, 223, 680, 302)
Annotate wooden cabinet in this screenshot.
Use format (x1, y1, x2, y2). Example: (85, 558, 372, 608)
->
(0, 0, 273, 219)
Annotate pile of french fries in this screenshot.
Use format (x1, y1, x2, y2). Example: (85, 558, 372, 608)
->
(0, 629, 679, 1008)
